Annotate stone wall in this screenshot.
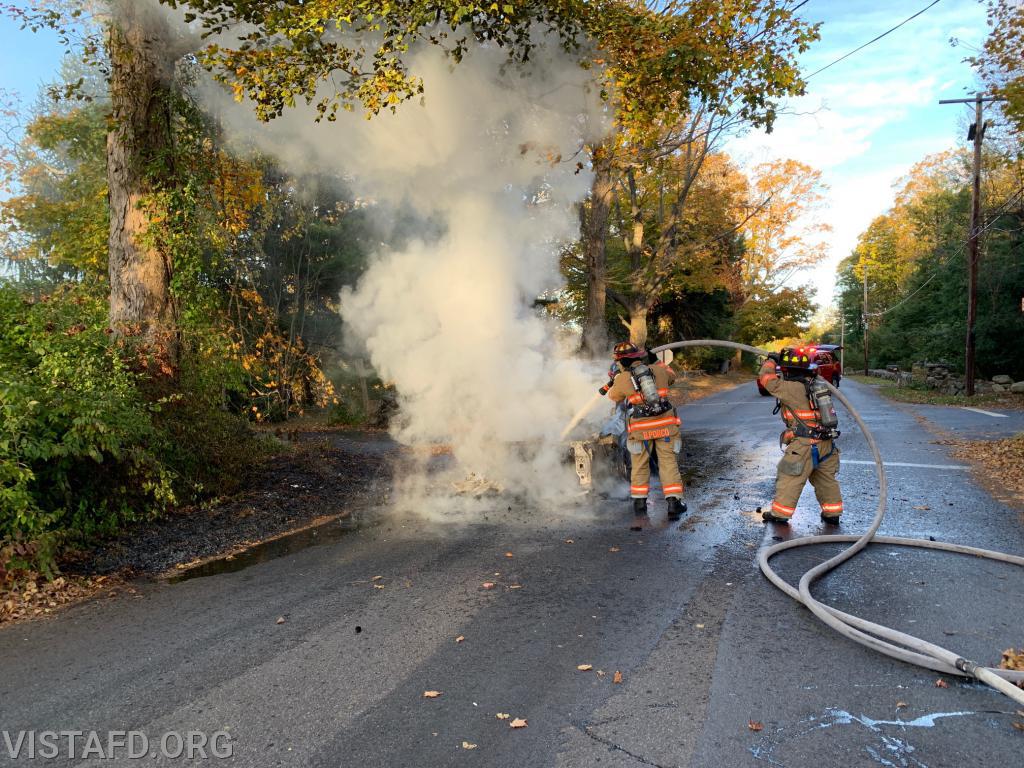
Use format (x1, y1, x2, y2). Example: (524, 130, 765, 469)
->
(856, 362, 1024, 396)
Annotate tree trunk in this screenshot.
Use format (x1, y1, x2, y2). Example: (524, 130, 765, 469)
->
(580, 146, 614, 358)
(627, 303, 649, 347)
(106, 1, 177, 363)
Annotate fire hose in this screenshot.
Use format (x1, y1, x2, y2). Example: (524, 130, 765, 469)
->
(637, 340, 1024, 705)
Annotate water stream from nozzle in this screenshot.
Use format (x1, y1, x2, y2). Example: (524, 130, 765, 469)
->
(559, 392, 604, 441)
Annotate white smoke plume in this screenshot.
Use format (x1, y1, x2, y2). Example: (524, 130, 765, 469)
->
(199, 33, 611, 512)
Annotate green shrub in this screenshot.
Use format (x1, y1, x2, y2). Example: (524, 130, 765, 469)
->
(0, 284, 280, 577)
(0, 285, 167, 548)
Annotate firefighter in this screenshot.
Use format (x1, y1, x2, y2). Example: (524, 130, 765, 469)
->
(758, 347, 844, 525)
(602, 342, 687, 523)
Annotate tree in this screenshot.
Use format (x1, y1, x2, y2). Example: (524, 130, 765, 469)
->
(1, 104, 109, 281)
(733, 286, 813, 345)
(605, 148, 747, 344)
(577, 0, 819, 350)
(9, 0, 593, 366)
(740, 159, 829, 295)
(171, 0, 588, 120)
(104, 0, 183, 360)
(971, 0, 1024, 133)
(833, 146, 1024, 378)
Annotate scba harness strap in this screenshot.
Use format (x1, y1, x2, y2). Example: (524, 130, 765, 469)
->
(775, 380, 841, 462)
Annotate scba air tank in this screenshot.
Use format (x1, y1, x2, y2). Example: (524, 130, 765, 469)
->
(630, 363, 662, 407)
(808, 379, 839, 430)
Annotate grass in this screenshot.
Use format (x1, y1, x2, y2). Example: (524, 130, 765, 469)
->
(846, 374, 1024, 410)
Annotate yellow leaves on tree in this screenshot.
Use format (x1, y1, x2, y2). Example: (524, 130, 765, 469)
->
(741, 158, 830, 295)
(227, 288, 334, 421)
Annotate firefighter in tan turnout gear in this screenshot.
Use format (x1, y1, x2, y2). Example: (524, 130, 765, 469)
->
(759, 346, 844, 524)
(601, 342, 687, 524)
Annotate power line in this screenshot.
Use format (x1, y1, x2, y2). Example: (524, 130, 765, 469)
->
(805, 0, 943, 80)
(865, 185, 1024, 318)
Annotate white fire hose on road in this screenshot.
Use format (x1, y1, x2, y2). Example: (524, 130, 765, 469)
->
(644, 340, 1024, 706)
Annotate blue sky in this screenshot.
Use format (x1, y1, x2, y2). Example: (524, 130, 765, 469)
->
(0, 1, 992, 306)
(729, 0, 989, 305)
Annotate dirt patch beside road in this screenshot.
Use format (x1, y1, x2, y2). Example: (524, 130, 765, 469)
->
(1, 427, 399, 627)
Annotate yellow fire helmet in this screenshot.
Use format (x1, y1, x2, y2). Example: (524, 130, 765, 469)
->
(780, 346, 817, 370)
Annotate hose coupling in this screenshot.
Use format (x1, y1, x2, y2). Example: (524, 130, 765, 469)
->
(955, 657, 978, 675)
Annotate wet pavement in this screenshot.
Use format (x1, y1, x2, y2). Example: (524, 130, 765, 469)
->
(1, 379, 1022, 767)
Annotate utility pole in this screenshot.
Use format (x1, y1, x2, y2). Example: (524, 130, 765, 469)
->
(861, 260, 869, 376)
(840, 313, 845, 373)
(939, 94, 1006, 396)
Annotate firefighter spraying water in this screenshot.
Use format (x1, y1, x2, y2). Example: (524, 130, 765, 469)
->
(599, 341, 687, 527)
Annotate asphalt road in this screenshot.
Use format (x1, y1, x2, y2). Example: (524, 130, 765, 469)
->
(2, 379, 1022, 767)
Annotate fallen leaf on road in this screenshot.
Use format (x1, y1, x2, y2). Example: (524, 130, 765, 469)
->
(913, 505, 930, 511)
(935, 678, 949, 688)
(508, 584, 523, 589)
(455, 635, 465, 643)
(565, 539, 574, 544)
(596, 670, 605, 677)
(510, 718, 528, 729)
(373, 584, 385, 590)
(505, 552, 514, 558)
(482, 582, 495, 589)
(275, 617, 286, 625)
(613, 671, 623, 684)
(462, 741, 477, 750)
(748, 721, 764, 732)
(372, 575, 383, 581)
(423, 691, 442, 698)
(496, 713, 510, 720)
(1000, 648, 1024, 671)
(896, 701, 908, 709)
(608, 547, 620, 553)
(695, 623, 705, 629)
(1012, 721, 1024, 732)
(577, 664, 593, 671)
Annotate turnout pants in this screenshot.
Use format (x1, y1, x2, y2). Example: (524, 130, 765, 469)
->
(771, 439, 843, 519)
(629, 435, 684, 500)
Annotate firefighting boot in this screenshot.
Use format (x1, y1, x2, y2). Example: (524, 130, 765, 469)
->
(820, 513, 842, 526)
(666, 498, 687, 521)
(760, 507, 791, 524)
(630, 498, 649, 531)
